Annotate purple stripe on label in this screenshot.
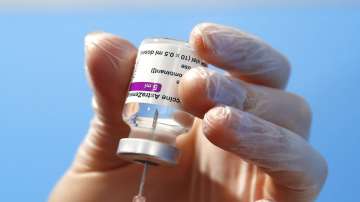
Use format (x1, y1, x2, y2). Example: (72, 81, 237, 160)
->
(129, 82, 162, 92)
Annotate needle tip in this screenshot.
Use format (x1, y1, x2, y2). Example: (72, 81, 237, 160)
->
(132, 195, 146, 202)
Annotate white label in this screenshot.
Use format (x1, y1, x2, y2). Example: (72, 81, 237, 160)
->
(126, 42, 205, 108)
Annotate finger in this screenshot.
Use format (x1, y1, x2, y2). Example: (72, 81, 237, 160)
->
(73, 32, 137, 172)
(179, 67, 311, 137)
(189, 23, 290, 89)
(203, 106, 328, 201)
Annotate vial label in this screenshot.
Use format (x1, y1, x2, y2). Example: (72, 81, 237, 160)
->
(126, 42, 205, 108)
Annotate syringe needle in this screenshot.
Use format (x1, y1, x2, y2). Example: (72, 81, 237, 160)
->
(138, 162, 148, 196)
(133, 162, 148, 202)
(133, 109, 159, 202)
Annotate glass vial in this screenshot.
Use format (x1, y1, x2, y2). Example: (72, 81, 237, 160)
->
(117, 38, 206, 166)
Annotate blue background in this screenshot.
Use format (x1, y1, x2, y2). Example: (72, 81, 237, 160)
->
(0, 8, 359, 201)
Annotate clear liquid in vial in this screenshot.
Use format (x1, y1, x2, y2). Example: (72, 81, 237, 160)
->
(124, 103, 191, 146)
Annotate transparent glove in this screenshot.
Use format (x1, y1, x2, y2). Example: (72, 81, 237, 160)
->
(49, 23, 327, 202)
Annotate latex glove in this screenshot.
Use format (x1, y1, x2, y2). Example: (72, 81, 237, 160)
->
(49, 23, 327, 202)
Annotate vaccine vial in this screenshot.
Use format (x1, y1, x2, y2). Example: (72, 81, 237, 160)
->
(117, 38, 206, 166)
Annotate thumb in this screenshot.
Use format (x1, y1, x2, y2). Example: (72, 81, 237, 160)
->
(72, 32, 137, 172)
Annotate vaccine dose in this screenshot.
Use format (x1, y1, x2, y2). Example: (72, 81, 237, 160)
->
(117, 38, 206, 165)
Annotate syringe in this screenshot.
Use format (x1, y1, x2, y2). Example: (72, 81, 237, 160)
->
(132, 109, 159, 202)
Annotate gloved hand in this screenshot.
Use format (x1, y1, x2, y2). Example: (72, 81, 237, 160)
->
(49, 23, 327, 202)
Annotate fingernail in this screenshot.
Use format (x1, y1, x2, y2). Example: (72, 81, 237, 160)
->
(189, 23, 214, 49)
(187, 67, 248, 110)
(84, 32, 107, 60)
(192, 23, 232, 56)
(189, 25, 202, 47)
(209, 105, 230, 119)
(205, 27, 233, 57)
(203, 105, 231, 134)
(85, 31, 106, 50)
(84, 32, 135, 71)
(207, 73, 247, 110)
(84, 31, 120, 54)
(189, 66, 210, 79)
